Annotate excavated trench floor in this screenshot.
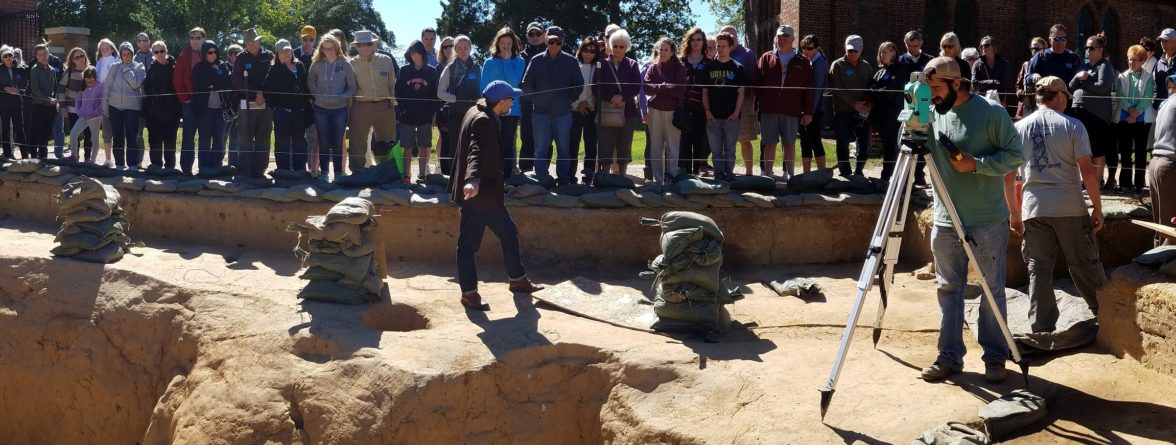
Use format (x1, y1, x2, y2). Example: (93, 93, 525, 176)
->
(1, 220, 1174, 444)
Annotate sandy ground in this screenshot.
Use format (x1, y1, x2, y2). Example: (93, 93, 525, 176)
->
(1, 217, 1174, 444)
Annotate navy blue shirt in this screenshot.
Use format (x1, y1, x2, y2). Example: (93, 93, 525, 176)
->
(1025, 49, 1082, 88)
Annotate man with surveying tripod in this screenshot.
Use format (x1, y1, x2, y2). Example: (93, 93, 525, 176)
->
(919, 57, 1025, 384)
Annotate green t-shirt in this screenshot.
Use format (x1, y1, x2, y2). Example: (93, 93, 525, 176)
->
(925, 95, 1025, 227)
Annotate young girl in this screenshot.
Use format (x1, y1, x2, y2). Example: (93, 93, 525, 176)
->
(69, 67, 106, 163)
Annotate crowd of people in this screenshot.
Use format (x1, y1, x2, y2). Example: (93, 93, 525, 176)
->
(0, 22, 1170, 194)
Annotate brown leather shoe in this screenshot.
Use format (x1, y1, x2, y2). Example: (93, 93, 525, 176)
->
(508, 278, 544, 293)
(460, 292, 490, 311)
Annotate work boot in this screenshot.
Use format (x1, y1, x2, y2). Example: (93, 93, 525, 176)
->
(984, 363, 1008, 383)
(920, 362, 961, 382)
(460, 291, 490, 311)
(508, 278, 544, 294)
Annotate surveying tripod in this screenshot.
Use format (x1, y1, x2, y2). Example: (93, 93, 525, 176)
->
(818, 74, 1028, 418)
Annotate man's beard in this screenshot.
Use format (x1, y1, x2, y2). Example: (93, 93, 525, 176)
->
(934, 84, 958, 114)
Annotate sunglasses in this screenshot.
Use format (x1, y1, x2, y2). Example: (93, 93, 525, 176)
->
(72, 54, 86, 60)
(3, 54, 13, 58)
(548, 40, 564, 46)
(802, 46, 815, 51)
(527, 31, 543, 37)
(155, 49, 168, 54)
(1052, 36, 1067, 41)
(941, 45, 955, 49)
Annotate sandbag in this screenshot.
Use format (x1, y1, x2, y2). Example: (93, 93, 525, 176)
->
(144, 164, 185, 177)
(60, 206, 114, 224)
(824, 174, 874, 193)
(305, 251, 374, 283)
(683, 238, 723, 267)
(299, 266, 347, 281)
(56, 231, 125, 251)
(298, 280, 374, 305)
(308, 239, 345, 255)
(287, 184, 321, 202)
(660, 228, 704, 260)
(505, 196, 529, 207)
(143, 179, 178, 193)
(371, 188, 412, 206)
(69, 218, 128, 238)
(71, 243, 125, 264)
(661, 283, 742, 305)
(593, 173, 636, 189)
(261, 187, 298, 202)
(1134, 246, 1176, 267)
(269, 169, 313, 181)
(741, 192, 776, 208)
(509, 183, 548, 198)
(911, 422, 988, 445)
(786, 168, 833, 191)
(661, 192, 707, 209)
(640, 211, 724, 242)
(204, 179, 249, 194)
(334, 161, 404, 188)
(35, 165, 64, 177)
(615, 189, 647, 208)
(424, 173, 449, 187)
(324, 197, 375, 225)
(197, 165, 237, 178)
(176, 179, 208, 193)
(410, 193, 446, 207)
(341, 234, 378, 258)
(660, 262, 721, 292)
(340, 269, 385, 294)
(505, 171, 557, 188)
(652, 299, 731, 334)
(50, 245, 85, 257)
(688, 195, 734, 208)
(304, 218, 363, 245)
(766, 278, 824, 300)
(640, 191, 668, 208)
(729, 175, 776, 192)
(674, 178, 730, 196)
(542, 193, 582, 208)
(551, 183, 593, 197)
(580, 191, 628, 209)
(322, 188, 360, 202)
(6, 159, 41, 173)
(979, 389, 1047, 441)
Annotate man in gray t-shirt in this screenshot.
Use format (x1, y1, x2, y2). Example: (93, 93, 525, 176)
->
(1013, 76, 1105, 333)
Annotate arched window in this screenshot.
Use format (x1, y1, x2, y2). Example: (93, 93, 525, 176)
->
(923, 0, 949, 53)
(1077, 7, 1096, 51)
(1101, 9, 1118, 62)
(953, 0, 977, 48)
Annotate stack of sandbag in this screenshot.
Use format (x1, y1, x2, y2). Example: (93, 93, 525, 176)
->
(289, 197, 384, 304)
(640, 211, 742, 336)
(52, 177, 133, 263)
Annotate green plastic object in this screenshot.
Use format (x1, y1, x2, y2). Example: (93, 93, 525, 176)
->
(386, 140, 405, 177)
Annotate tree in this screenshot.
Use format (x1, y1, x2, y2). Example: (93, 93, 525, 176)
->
(705, 0, 744, 29)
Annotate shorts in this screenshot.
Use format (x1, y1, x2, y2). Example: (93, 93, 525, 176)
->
(760, 113, 799, 146)
(737, 100, 759, 142)
(398, 123, 433, 149)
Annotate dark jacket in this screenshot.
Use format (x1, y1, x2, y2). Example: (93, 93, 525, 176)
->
(0, 62, 28, 107)
(755, 50, 814, 117)
(262, 60, 310, 111)
(449, 101, 505, 210)
(521, 50, 583, 116)
(232, 47, 274, 102)
(971, 55, 1013, 98)
(143, 55, 181, 124)
(644, 57, 687, 112)
(681, 56, 711, 112)
(1155, 54, 1176, 109)
(1025, 49, 1082, 89)
(396, 41, 440, 126)
(593, 56, 642, 118)
(868, 62, 906, 122)
(28, 62, 59, 106)
(191, 42, 233, 119)
(519, 43, 546, 105)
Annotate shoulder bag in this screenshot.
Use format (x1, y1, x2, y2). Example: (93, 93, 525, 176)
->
(598, 60, 627, 128)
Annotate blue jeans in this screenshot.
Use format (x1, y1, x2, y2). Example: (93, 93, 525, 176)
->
(932, 221, 1011, 369)
(314, 106, 348, 177)
(197, 111, 226, 171)
(706, 118, 739, 180)
(53, 111, 65, 157)
(456, 204, 526, 293)
(834, 111, 870, 176)
(531, 112, 572, 181)
(273, 107, 307, 171)
(109, 107, 141, 168)
(180, 102, 199, 174)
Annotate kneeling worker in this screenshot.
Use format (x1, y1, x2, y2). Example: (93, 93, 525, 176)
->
(450, 80, 544, 311)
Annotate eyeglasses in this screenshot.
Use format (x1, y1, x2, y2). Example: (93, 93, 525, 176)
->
(72, 54, 86, 60)
(942, 45, 955, 50)
(1052, 36, 1067, 42)
(356, 43, 373, 47)
(801, 46, 815, 51)
(548, 40, 564, 46)
(527, 31, 543, 37)
(152, 50, 166, 54)
(3, 54, 15, 59)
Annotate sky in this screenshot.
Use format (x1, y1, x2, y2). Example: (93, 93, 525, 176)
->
(374, 0, 720, 48)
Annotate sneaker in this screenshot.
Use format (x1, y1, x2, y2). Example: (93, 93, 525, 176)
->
(984, 363, 1008, 383)
(920, 361, 961, 382)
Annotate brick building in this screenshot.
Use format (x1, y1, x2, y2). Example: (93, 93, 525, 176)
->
(745, 0, 1176, 72)
(0, 0, 40, 60)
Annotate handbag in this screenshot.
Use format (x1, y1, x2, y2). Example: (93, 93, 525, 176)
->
(219, 91, 238, 123)
(598, 60, 627, 128)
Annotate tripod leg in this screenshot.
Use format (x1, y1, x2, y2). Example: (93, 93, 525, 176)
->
(873, 148, 917, 346)
(923, 155, 1027, 381)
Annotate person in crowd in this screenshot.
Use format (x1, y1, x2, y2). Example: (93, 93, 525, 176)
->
(520, 26, 582, 183)
(422, 27, 439, 66)
(571, 36, 601, 184)
(1015, 38, 1047, 120)
(756, 24, 813, 180)
(295, 25, 319, 174)
(638, 54, 654, 183)
(917, 57, 1024, 384)
(1069, 34, 1115, 190)
(1, 45, 28, 160)
(1141, 37, 1160, 74)
(644, 36, 687, 187)
(1155, 29, 1176, 112)
(829, 35, 874, 177)
(1149, 74, 1176, 247)
(971, 36, 1013, 104)
(232, 28, 275, 178)
(707, 35, 718, 59)
(480, 27, 525, 179)
(1025, 24, 1082, 89)
(95, 38, 118, 159)
(396, 40, 440, 182)
(307, 34, 355, 181)
(603, 24, 622, 58)
(1114, 44, 1156, 195)
(226, 44, 243, 66)
(450, 80, 543, 311)
(799, 35, 828, 174)
(900, 30, 934, 185)
(26, 44, 59, 160)
(703, 32, 747, 182)
(133, 33, 152, 68)
(518, 22, 548, 175)
(593, 29, 641, 180)
(1012, 76, 1104, 335)
(142, 40, 181, 170)
(191, 41, 233, 171)
(68, 67, 104, 164)
(263, 39, 310, 172)
(940, 33, 970, 92)
(174, 27, 205, 174)
(962, 47, 980, 70)
(57, 47, 92, 161)
(869, 41, 905, 181)
(679, 27, 712, 177)
(102, 42, 145, 169)
(438, 35, 481, 176)
(345, 30, 398, 175)
(223, 43, 244, 167)
(433, 36, 456, 175)
(720, 25, 760, 172)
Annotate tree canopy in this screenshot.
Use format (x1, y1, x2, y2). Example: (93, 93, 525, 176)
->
(39, 0, 395, 52)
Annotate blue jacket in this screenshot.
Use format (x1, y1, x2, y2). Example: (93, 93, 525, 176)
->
(480, 55, 525, 116)
(521, 50, 583, 116)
